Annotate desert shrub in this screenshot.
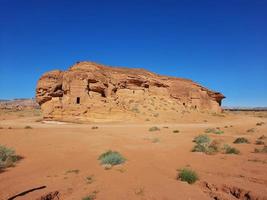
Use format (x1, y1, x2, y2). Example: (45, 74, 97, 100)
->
(24, 125, 32, 129)
(149, 126, 160, 132)
(8, 127, 12, 129)
(205, 128, 224, 134)
(256, 122, 265, 126)
(85, 175, 94, 184)
(153, 113, 159, 117)
(192, 143, 208, 153)
(254, 146, 267, 153)
(98, 150, 126, 166)
(66, 169, 79, 174)
(91, 126, 98, 130)
(223, 144, 240, 154)
(82, 191, 98, 200)
(247, 128, 255, 133)
(177, 168, 198, 184)
(0, 145, 19, 170)
(255, 140, 264, 145)
(192, 140, 220, 155)
(193, 134, 211, 144)
(233, 137, 249, 144)
(0, 127, 3, 129)
(258, 135, 266, 140)
(173, 130, 180, 133)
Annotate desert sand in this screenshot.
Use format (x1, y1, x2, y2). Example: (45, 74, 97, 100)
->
(0, 109, 267, 200)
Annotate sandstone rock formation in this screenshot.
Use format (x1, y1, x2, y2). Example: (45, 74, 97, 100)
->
(36, 61, 225, 122)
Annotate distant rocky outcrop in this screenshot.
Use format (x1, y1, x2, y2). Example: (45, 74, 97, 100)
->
(0, 98, 39, 110)
(36, 61, 225, 122)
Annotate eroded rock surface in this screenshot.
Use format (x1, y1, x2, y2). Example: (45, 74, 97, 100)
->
(36, 61, 225, 122)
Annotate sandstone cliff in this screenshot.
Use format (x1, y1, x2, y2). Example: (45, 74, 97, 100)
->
(36, 61, 225, 122)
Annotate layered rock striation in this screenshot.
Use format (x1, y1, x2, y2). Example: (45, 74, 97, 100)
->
(36, 61, 225, 122)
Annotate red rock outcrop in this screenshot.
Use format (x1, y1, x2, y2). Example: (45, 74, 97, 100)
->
(36, 61, 225, 122)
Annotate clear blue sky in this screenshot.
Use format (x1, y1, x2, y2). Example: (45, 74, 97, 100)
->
(0, 0, 266, 107)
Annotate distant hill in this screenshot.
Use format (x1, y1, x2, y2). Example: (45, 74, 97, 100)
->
(223, 106, 267, 111)
(0, 98, 40, 110)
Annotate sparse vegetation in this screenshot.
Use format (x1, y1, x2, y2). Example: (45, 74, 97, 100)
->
(205, 128, 224, 134)
(134, 187, 145, 196)
(193, 134, 211, 144)
(233, 137, 249, 144)
(149, 126, 160, 132)
(177, 168, 198, 184)
(65, 169, 80, 174)
(82, 191, 98, 200)
(247, 128, 255, 133)
(173, 130, 180, 133)
(254, 146, 267, 153)
(91, 126, 98, 130)
(98, 150, 126, 166)
(0, 145, 20, 170)
(256, 122, 265, 126)
(258, 135, 266, 140)
(85, 175, 94, 184)
(223, 144, 240, 154)
(24, 125, 32, 129)
(255, 140, 264, 145)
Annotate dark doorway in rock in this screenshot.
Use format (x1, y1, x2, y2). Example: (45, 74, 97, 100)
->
(76, 97, 80, 104)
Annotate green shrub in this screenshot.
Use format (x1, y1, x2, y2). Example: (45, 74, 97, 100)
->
(223, 144, 240, 154)
(149, 126, 160, 132)
(233, 137, 249, 144)
(205, 128, 224, 134)
(0, 145, 19, 170)
(173, 130, 180, 133)
(98, 150, 126, 166)
(192, 143, 208, 153)
(82, 191, 98, 200)
(193, 134, 211, 144)
(177, 168, 198, 184)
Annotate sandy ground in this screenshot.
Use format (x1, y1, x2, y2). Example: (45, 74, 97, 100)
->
(0, 110, 267, 200)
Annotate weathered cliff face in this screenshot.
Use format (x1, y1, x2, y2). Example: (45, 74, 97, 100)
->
(36, 61, 225, 122)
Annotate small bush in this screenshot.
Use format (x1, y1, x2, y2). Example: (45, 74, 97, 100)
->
(0, 145, 19, 170)
(205, 128, 224, 134)
(173, 130, 180, 133)
(24, 126, 32, 129)
(0, 127, 3, 129)
(85, 175, 94, 184)
(149, 126, 160, 132)
(91, 126, 98, 130)
(66, 169, 80, 174)
(233, 137, 249, 144)
(223, 144, 240, 154)
(247, 128, 255, 133)
(255, 140, 264, 145)
(98, 150, 126, 166)
(256, 122, 265, 126)
(177, 168, 198, 184)
(258, 135, 266, 140)
(82, 191, 98, 200)
(193, 134, 211, 144)
(254, 146, 267, 153)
